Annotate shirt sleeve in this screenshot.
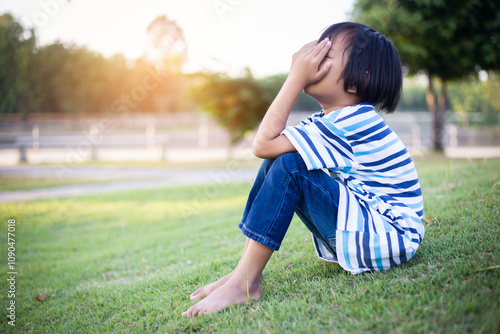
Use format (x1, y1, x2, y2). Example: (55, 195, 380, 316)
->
(281, 117, 357, 172)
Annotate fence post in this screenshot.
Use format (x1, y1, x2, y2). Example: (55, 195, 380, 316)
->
(146, 122, 155, 149)
(161, 143, 168, 161)
(89, 125, 100, 161)
(412, 124, 421, 152)
(90, 145, 97, 161)
(199, 121, 208, 148)
(449, 124, 458, 148)
(32, 124, 40, 150)
(19, 145, 27, 163)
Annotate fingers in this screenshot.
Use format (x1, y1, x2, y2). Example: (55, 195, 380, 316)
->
(297, 39, 330, 57)
(315, 60, 332, 81)
(312, 38, 331, 58)
(303, 38, 331, 71)
(294, 41, 318, 57)
(289, 38, 331, 87)
(304, 40, 317, 49)
(308, 39, 331, 81)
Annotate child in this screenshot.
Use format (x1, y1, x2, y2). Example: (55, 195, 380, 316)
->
(182, 22, 424, 317)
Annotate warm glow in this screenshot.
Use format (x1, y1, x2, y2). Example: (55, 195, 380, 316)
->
(1, 0, 354, 77)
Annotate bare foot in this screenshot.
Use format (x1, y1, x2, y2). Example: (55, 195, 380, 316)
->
(189, 272, 233, 301)
(190, 272, 265, 301)
(182, 277, 262, 317)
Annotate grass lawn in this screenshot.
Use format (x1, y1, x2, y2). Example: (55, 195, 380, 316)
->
(0, 157, 499, 333)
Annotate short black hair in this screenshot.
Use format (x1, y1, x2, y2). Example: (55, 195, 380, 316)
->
(319, 22, 402, 113)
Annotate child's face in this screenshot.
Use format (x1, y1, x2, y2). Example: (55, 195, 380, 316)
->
(304, 34, 358, 109)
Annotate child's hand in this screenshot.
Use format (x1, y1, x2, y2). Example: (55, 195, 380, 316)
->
(289, 38, 332, 88)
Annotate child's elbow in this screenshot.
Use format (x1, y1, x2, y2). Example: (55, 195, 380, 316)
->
(253, 137, 277, 159)
(252, 139, 267, 159)
(252, 135, 295, 159)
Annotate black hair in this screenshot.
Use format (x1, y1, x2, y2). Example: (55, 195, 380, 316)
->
(319, 22, 402, 113)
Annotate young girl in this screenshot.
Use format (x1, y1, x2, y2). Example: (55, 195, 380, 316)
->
(182, 22, 424, 317)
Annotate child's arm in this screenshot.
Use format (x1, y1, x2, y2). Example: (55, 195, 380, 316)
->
(252, 39, 332, 159)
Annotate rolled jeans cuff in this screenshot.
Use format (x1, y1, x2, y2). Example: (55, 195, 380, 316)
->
(238, 221, 281, 251)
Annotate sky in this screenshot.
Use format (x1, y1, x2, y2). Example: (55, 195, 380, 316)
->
(0, 0, 355, 77)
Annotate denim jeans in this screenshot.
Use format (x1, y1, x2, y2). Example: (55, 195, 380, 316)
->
(238, 152, 341, 251)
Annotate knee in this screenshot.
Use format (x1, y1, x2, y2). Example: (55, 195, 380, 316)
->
(257, 158, 275, 177)
(261, 158, 274, 170)
(272, 152, 304, 174)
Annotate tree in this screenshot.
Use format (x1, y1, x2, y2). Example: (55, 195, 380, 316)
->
(146, 15, 187, 72)
(0, 13, 191, 117)
(145, 15, 189, 112)
(31, 43, 123, 116)
(190, 69, 275, 144)
(449, 73, 500, 126)
(0, 13, 36, 119)
(353, 0, 500, 150)
(259, 73, 320, 112)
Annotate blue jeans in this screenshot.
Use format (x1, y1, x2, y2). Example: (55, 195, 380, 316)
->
(238, 152, 341, 251)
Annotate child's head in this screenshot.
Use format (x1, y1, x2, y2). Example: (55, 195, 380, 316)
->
(318, 22, 402, 113)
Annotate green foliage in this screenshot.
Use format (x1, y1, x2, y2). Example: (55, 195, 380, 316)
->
(353, 0, 500, 79)
(189, 70, 275, 144)
(0, 13, 36, 118)
(0, 14, 188, 118)
(483, 72, 500, 112)
(353, 0, 500, 150)
(399, 79, 428, 111)
(0, 158, 499, 333)
(258, 73, 320, 112)
(449, 73, 500, 126)
(190, 71, 323, 144)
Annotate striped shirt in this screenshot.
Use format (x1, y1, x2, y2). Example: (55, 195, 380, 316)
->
(282, 103, 425, 274)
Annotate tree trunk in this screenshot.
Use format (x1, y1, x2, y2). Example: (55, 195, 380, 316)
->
(436, 79, 447, 151)
(426, 74, 437, 150)
(426, 74, 446, 152)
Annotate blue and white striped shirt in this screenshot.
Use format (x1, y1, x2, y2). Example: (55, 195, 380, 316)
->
(282, 103, 425, 274)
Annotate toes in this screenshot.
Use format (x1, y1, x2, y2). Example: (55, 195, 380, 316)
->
(190, 285, 211, 301)
(190, 303, 206, 317)
(182, 300, 207, 318)
(190, 291, 204, 301)
(182, 305, 197, 318)
(181, 306, 191, 317)
(193, 307, 202, 317)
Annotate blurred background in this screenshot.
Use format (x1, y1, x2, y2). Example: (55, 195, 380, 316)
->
(0, 0, 499, 169)
(1, 3, 498, 331)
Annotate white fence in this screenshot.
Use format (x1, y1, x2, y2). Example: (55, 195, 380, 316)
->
(0, 111, 499, 165)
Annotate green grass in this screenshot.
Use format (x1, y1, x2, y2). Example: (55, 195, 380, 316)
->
(0, 157, 499, 333)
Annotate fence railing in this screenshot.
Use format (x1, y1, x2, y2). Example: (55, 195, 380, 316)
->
(0, 111, 499, 164)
